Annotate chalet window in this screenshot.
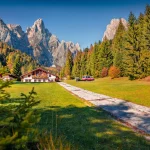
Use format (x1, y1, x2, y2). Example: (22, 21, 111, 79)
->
(38, 79, 41, 82)
(43, 79, 45, 82)
(29, 79, 31, 82)
(49, 75, 51, 77)
(34, 79, 36, 82)
(25, 79, 28, 82)
(28, 75, 30, 77)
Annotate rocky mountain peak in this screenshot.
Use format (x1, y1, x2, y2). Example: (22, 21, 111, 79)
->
(0, 18, 81, 67)
(0, 18, 13, 45)
(7, 24, 24, 38)
(0, 18, 10, 31)
(102, 18, 128, 41)
(32, 18, 45, 33)
(75, 43, 81, 51)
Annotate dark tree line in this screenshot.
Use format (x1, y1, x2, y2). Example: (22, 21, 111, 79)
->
(62, 5, 150, 80)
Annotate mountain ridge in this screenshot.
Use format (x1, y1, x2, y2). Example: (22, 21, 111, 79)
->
(0, 18, 81, 67)
(102, 18, 128, 41)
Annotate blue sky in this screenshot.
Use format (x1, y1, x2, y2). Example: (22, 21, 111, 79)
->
(0, 0, 149, 49)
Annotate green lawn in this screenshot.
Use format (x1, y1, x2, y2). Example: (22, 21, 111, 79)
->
(66, 77, 150, 107)
(5, 82, 150, 149)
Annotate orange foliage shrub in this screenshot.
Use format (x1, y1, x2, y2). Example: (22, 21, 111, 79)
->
(108, 66, 120, 79)
(101, 67, 108, 78)
(145, 76, 150, 82)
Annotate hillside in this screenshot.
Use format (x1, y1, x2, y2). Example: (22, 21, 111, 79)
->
(0, 42, 39, 75)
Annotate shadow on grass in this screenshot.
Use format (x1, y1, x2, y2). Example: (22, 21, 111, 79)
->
(2, 96, 150, 149)
(36, 105, 150, 150)
(1, 98, 25, 104)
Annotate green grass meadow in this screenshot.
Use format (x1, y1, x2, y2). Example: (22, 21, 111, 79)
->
(66, 77, 150, 107)
(4, 82, 150, 149)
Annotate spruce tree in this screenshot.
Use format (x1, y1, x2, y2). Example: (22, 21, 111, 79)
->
(112, 19, 126, 76)
(123, 11, 150, 79)
(137, 12, 150, 77)
(64, 50, 73, 78)
(86, 44, 93, 75)
(80, 50, 88, 78)
(124, 12, 139, 79)
(99, 38, 113, 76)
(91, 42, 105, 77)
(145, 5, 150, 50)
(72, 51, 82, 77)
(13, 57, 22, 81)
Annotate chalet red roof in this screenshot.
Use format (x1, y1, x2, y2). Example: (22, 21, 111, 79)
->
(21, 67, 49, 77)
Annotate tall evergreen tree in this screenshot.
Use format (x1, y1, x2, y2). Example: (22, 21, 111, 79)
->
(72, 51, 82, 77)
(112, 19, 126, 76)
(123, 11, 150, 79)
(145, 5, 150, 50)
(13, 57, 22, 81)
(91, 43, 101, 77)
(80, 50, 88, 78)
(64, 50, 73, 78)
(86, 44, 93, 75)
(99, 38, 113, 76)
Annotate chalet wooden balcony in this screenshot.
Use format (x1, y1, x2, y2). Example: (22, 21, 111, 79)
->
(32, 75, 48, 79)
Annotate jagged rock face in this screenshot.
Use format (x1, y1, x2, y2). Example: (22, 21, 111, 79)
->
(102, 18, 128, 41)
(27, 19, 53, 66)
(0, 19, 13, 45)
(0, 18, 81, 67)
(7, 24, 32, 55)
(7, 24, 24, 38)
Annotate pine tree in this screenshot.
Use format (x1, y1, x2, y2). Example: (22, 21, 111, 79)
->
(137, 12, 150, 77)
(80, 50, 88, 78)
(124, 12, 139, 79)
(13, 57, 22, 81)
(99, 39, 113, 76)
(123, 11, 150, 79)
(91, 42, 103, 77)
(64, 50, 73, 79)
(86, 44, 93, 75)
(128, 12, 137, 27)
(112, 19, 126, 76)
(145, 5, 150, 50)
(72, 51, 82, 77)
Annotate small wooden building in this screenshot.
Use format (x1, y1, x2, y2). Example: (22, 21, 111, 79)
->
(2, 74, 16, 81)
(21, 68, 59, 82)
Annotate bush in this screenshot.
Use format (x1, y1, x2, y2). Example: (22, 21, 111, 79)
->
(101, 67, 108, 78)
(108, 66, 120, 79)
(128, 74, 137, 80)
(0, 80, 40, 149)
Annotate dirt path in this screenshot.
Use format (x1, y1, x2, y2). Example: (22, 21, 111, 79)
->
(58, 82, 150, 135)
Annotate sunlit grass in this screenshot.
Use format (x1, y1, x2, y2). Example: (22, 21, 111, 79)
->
(65, 77, 150, 107)
(5, 82, 150, 149)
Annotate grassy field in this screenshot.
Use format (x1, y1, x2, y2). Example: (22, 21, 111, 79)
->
(5, 82, 150, 149)
(65, 77, 150, 107)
